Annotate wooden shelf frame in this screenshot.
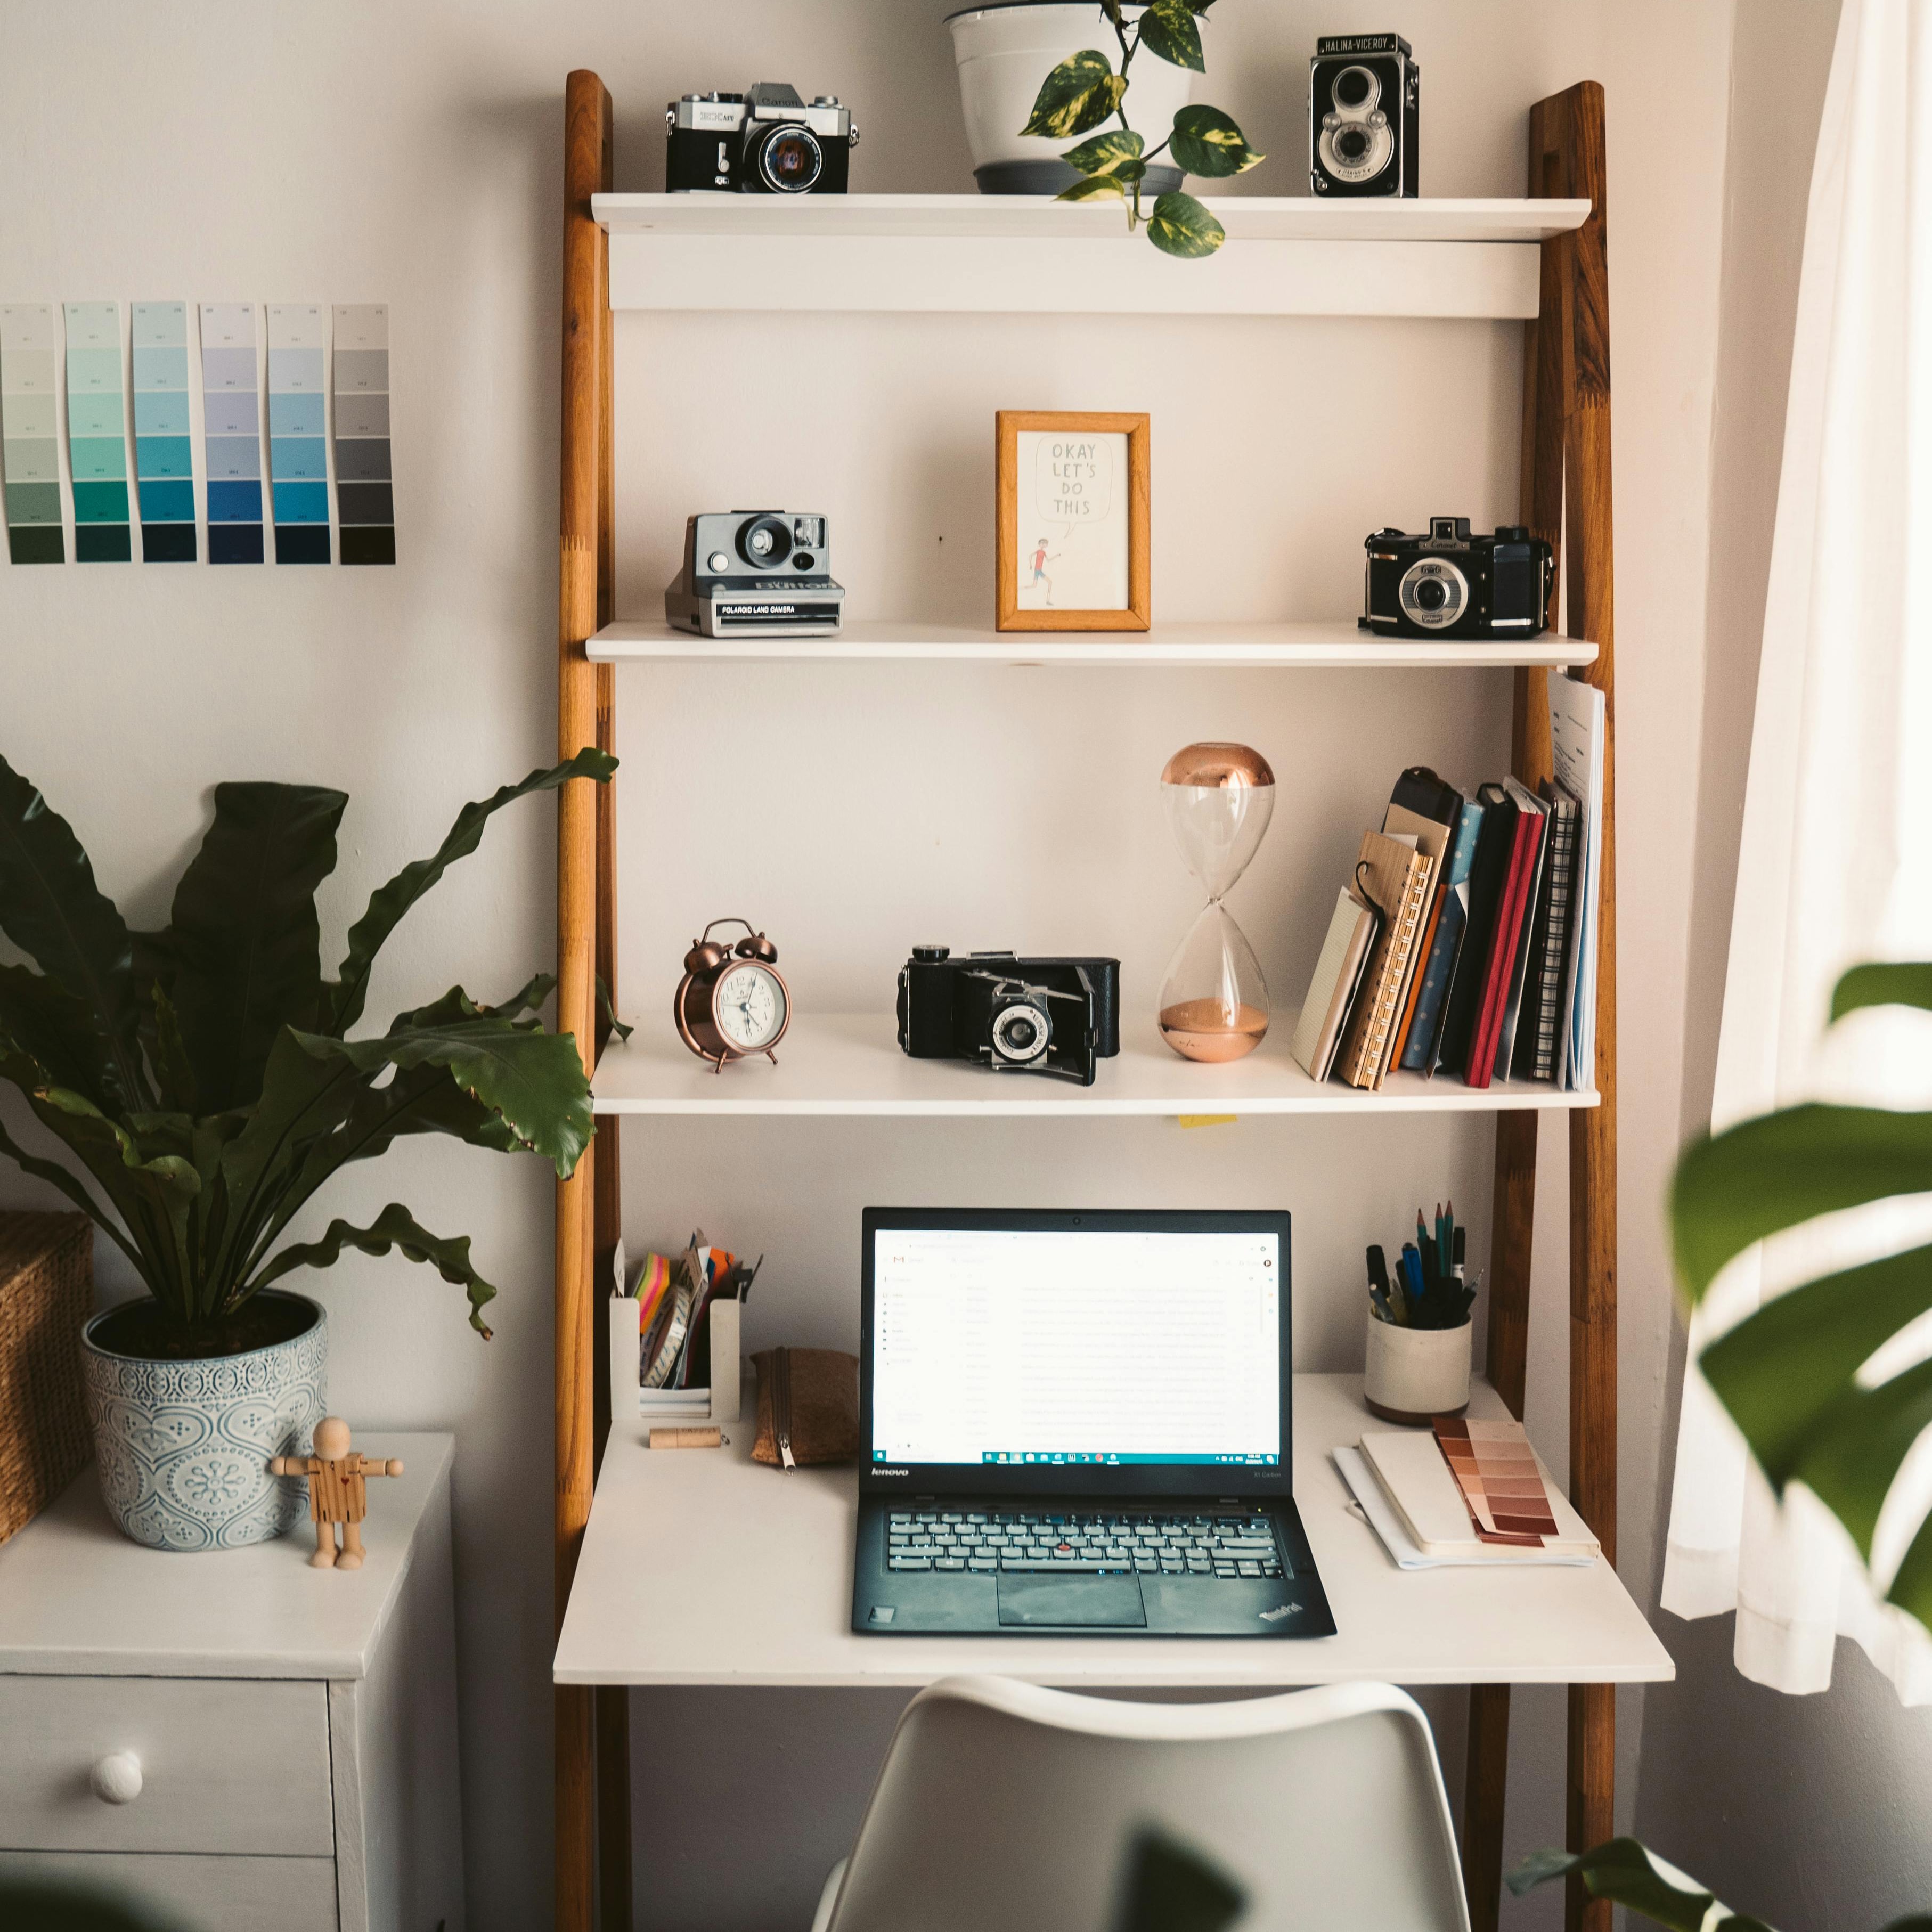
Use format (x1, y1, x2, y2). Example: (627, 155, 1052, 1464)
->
(553, 75, 1618, 1932)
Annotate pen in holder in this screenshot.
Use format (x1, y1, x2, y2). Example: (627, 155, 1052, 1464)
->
(1362, 1207, 1476, 1426)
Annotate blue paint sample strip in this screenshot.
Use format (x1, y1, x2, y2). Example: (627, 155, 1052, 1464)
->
(64, 303, 130, 562)
(131, 302, 195, 562)
(267, 304, 329, 564)
(200, 303, 262, 564)
(332, 304, 393, 565)
(1, 303, 64, 564)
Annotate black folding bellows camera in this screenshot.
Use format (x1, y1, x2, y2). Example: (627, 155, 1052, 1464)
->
(1360, 518, 1554, 641)
(897, 948, 1122, 1087)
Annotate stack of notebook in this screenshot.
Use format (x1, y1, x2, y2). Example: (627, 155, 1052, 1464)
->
(1290, 726, 1599, 1092)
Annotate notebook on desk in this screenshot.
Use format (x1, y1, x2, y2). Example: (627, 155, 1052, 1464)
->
(851, 1208, 1336, 1639)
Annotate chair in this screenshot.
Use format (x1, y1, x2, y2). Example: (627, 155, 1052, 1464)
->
(809, 1675, 1470, 1932)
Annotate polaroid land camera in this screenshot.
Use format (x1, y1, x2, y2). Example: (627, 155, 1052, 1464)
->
(665, 512, 846, 638)
(1310, 33, 1419, 197)
(666, 84, 858, 194)
(1360, 518, 1554, 641)
(898, 947, 1122, 1087)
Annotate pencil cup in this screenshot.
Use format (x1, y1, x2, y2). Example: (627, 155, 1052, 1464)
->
(1363, 1313, 1471, 1426)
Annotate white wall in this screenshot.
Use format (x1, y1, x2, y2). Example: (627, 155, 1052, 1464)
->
(0, 4, 1748, 1928)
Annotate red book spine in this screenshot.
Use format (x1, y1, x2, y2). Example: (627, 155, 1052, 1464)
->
(1463, 813, 1540, 1089)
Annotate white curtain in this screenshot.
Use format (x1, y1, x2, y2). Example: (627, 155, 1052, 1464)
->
(1661, 0, 1932, 1701)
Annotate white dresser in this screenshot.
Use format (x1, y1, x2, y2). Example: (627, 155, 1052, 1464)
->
(0, 1433, 462, 1932)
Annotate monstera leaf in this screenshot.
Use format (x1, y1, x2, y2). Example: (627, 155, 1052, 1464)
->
(1670, 964, 1932, 1631)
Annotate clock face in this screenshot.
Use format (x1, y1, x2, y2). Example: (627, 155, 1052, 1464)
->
(714, 963, 787, 1052)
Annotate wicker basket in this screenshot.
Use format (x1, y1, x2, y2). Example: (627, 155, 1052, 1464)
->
(0, 1212, 94, 1546)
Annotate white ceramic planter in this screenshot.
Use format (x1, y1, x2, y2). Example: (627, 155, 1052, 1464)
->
(947, 3, 1202, 196)
(81, 1290, 328, 1551)
(1363, 1312, 1471, 1425)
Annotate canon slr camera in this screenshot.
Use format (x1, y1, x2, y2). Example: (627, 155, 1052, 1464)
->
(898, 948, 1122, 1087)
(1310, 32, 1418, 197)
(666, 83, 857, 194)
(665, 511, 846, 638)
(1361, 518, 1554, 641)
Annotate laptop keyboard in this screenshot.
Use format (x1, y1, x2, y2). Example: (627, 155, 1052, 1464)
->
(885, 1507, 1285, 1580)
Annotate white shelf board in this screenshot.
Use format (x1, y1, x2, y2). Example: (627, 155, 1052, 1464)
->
(590, 1012, 1600, 1118)
(0, 1436, 450, 1680)
(553, 1374, 1671, 1689)
(589, 618, 1597, 670)
(597, 194, 1589, 319)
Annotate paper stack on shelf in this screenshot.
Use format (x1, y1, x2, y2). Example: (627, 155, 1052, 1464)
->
(1548, 674, 1605, 1090)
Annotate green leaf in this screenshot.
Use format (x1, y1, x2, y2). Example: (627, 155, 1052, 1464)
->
(1670, 1104, 1932, 1302)
(167, 783, 347, 1114)
(253, 1202, 500, 1339)
(1062, 127, 1144, 176)
(327, 749, 615, 1037)
(0, 752, 146, 1111)
(1698, 1244, 1932, 1487)
(1147, 191, 1226, 258)
(0, 964, 117, 1107)
(1138, 0, 1205, 71)
(0, 1108, 139, 1269)
(290, 1000, 594, 1179)
(1789, 1358, 1932, 1561)
(149, 982, 197, 1113)
(596, 973, 632, 1048)
(1057, 175, 1126, 203)
(1833, 960, 1932, 1023)
(1509, 1839, 1777, 1932)
(1169, 104, 1263, 178)
(1020, 51, 1128, 140)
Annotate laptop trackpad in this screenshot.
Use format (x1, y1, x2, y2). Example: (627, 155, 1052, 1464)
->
(997, 1574, 1147, 1628)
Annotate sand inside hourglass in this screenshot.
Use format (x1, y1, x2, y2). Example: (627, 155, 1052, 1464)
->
(1158, 997, 1270, 1062)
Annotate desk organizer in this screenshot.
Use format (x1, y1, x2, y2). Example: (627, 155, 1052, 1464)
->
(606, 1251, 741, 1428)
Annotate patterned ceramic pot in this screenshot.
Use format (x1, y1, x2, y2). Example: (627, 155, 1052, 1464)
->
(81, 1291, 328, 1552)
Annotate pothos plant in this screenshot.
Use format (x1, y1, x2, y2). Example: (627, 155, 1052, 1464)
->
(1022, 0, 1263, 259)
(0, 748, 616, 1346)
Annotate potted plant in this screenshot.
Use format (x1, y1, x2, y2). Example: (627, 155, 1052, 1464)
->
(949, 0, 1261, 256)
(0, 749, 611, 1551)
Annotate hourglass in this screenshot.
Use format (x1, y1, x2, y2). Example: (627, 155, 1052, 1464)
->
(1157, 743, 1276, 1062)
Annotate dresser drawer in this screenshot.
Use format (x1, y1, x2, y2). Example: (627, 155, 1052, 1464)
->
(0, 1849, 337, 1932)
(0, 1675, 332, 1855)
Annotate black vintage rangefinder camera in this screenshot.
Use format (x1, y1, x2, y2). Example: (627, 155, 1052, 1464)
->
(898, 948, 1121, 1087)
(1361, 517, 1554, 640)
(666, 83, 857, 194)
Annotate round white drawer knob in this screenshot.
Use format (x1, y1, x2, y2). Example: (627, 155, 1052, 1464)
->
(91, 1752, 143, 1804)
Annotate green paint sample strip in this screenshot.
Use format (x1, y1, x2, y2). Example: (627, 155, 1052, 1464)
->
(64, 301, 130, 562)
(1, 303, 64, 564)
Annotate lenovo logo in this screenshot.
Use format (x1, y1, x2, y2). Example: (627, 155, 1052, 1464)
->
(874, 1468, 910, 1477)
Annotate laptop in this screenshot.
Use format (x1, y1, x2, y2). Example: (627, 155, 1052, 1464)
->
(851, 1208, 1336, 1638)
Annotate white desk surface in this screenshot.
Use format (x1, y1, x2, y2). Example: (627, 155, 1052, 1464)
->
(0, 1434, 451, 1681)
(554, 1382, 1671, 1690)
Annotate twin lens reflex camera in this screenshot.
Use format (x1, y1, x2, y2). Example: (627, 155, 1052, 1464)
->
(665, 511, 846, 638)
(1310, 32, 1419, 197)
(898, 948, 1122, 1088)
(1360, 518, 1554, 641)
(666, 83, 857, 194)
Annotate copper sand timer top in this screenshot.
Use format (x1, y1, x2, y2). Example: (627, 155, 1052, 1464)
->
(1161, 743, 1277, 790)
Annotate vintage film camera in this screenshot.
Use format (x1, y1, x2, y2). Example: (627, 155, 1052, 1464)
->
(897, 947, 1122, 1087)
(665, 512, 846, 638)
(1360, 518, 1554, 641)
(666, 83, 858, 194)
(1310, 33, 1418, 197)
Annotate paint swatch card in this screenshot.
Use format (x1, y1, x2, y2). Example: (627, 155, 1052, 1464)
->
(267, 303, 329, 564)
(131, 302, 195, 562)
(64, 302, 130, 561)
(1432, 1417, 1582, 1548)
(1, 304, 63, 564)
(201, 303, 263, 564)
(332, 304, 392, 565)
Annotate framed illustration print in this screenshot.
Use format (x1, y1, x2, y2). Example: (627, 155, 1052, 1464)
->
(995, 411, 1150, 632)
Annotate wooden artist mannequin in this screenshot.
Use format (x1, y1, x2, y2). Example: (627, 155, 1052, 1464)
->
(270, 1417, 404, 1570)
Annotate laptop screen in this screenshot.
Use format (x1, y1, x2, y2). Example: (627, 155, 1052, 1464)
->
(859, 1209, 1292, 1499)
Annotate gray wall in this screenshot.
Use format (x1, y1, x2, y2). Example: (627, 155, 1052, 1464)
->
(1635, 0, 1932, 1924)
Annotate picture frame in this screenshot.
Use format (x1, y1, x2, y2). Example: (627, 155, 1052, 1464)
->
(995, 410, 1151, 633)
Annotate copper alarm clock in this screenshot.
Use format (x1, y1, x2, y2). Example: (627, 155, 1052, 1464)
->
(674, 918, 790, 1071)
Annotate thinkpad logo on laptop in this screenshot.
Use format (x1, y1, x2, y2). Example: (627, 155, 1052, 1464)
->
(1259, 1603, 1302, 1621)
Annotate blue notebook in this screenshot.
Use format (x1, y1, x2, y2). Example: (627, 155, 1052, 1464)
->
(1400, 788, 1487, 1073)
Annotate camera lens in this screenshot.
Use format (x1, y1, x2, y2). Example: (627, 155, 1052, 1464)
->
(1333, 64, 1379, 110)
(737, 515, 793, 569)
(1336, 127, 1369, 164)
(1415, 577, 1447, 613)
(991, 1004, 1049, 1064)
(792, 552, 815, 570)
(1398, 558, 1469, 630)
(755, 123, 824, 193)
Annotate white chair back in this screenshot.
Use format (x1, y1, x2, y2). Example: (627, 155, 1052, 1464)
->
(820, 1675, 1470, 1932)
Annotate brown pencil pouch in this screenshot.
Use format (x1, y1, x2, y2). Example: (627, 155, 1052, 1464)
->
(752, 1347, 860, 1469)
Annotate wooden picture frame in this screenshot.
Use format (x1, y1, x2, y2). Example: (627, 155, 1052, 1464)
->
(995, 410, 1150, 632)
